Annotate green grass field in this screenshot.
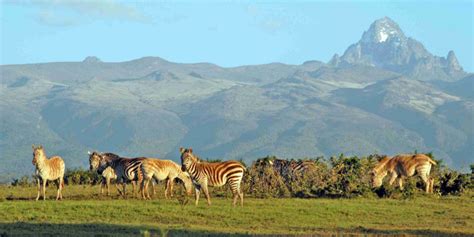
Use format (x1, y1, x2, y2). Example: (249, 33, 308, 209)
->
(0, 185, 473, 236)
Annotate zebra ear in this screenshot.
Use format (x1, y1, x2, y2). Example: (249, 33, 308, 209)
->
(188, 148, 193, 153)
(179, 147, 185, 154)
(38, 145, 43, 149)
(87, 151, 92, 155)
(32, 144, 35, 150)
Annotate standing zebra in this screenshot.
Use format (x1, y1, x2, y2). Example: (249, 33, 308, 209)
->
(140, 158, 193, 200)
(179, 147, 246, 206)
(370, 154, 437, 193)
(32, 145, 65, 201)
(88, 151, 117, 196)
(89, 152, 149, 198)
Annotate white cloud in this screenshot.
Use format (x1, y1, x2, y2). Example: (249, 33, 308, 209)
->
(5, 0, 152, 26)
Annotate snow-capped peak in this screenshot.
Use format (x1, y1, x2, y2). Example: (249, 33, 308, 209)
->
(361, 17, 405, 43)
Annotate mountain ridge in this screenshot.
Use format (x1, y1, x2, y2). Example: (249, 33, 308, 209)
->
(1, 17, 472, 182)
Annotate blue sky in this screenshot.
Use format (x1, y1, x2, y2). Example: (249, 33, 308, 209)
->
(1, 0, 473, 71)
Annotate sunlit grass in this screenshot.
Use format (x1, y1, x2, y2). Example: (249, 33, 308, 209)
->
(0, 185, 473, 236)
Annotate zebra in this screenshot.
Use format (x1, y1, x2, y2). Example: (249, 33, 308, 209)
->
(179, 147, 246, 206)
(32, 145, 65, 201)
(89, 152, 151, 198)
(140, 158, 193, 200)
(267, 158, 315, 177)
(370, 154, 437, 193)
(88, 151, 117, 196)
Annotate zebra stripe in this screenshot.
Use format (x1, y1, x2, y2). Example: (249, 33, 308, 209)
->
(179, 147, 245, 206)
(267, 159, 314, 177)
(32, 145, 65, 201)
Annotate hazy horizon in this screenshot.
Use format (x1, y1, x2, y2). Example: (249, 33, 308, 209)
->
(1, 1, 472, 71)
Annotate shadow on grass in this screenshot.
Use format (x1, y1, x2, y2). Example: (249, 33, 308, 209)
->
(0, 222, 246, 237)
(0, 222, 471, 237)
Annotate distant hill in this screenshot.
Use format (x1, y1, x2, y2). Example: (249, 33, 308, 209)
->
(0, 17, 472, 182)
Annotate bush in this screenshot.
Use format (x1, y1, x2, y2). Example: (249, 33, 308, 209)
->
(438, 170, 471, 195)
(64, 168, 99, 185)
(11, 175, 33, 187)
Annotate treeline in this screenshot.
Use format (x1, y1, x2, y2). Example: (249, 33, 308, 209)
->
(11, 154, 473, 198)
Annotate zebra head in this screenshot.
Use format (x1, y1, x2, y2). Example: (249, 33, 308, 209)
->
(370, 156, 390, 188)
(88, 151, 102, 172)
(179, 147, 197, 172)
(32, 145, 44, 165)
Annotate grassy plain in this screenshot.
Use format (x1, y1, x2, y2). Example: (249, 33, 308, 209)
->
(0, 185, 473, 236)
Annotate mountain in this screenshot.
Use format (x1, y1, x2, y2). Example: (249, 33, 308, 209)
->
(331, 17, 466, 81)
(0, 17, 472, 182)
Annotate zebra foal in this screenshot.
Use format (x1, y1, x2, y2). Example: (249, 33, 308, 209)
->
(88, 151, 117, 196)
(32, 145, 65, 201)
(179, 147, 245, 206)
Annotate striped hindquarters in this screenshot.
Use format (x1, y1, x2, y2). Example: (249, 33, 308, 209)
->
(117, 158, 145, 181)
(192, 161, 245, 188)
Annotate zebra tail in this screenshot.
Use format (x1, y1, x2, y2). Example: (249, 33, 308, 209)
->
(428, 158, 437, 165)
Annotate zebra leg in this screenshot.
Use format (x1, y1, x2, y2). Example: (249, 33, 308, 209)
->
(420, 174, 430, 193)
(144, 178, 152, 200)
(36, 177, 41, 201)
(152, 180, 156, 196)
(115, 183, 122, 196)
(132, 181, 137, 198)
(230, 179, 243, 207)
(429, 177, 435, 193)
(398, 178, 404, 190)
(194, 186, 201, 206)
(388, 173, 398, 187)
(232, 190, 238, 207)
(56, 179, 61, 200)
(201, 184, 211, 206)
(164, 178, 170, 199)
(106, 178, 111, 196)
(236, 182, 244, 207)
(59, 177, 64, 200)
(122, 182, 127, 198)
(100, 179, 105, 195)
(42, 179, 47, 201)
(169, 178, 174, 198)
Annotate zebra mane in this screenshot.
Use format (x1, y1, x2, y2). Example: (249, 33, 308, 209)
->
(103, 152, 121, 158)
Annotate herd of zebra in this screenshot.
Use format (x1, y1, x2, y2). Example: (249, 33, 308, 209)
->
(31, 144, 438, 205)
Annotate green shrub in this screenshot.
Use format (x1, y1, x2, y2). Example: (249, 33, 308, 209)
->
(11, 175, 33, 187)
(64, 168, 99, 185)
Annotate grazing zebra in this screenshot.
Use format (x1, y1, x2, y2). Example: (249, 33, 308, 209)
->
(89, 152, 151, 198)
(370, 154, 437, 193)
(88, 151, 117, 196)
(32, 145, 65, 201)
(140, 158, 193, 200)
(179, 147, 246, 206)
